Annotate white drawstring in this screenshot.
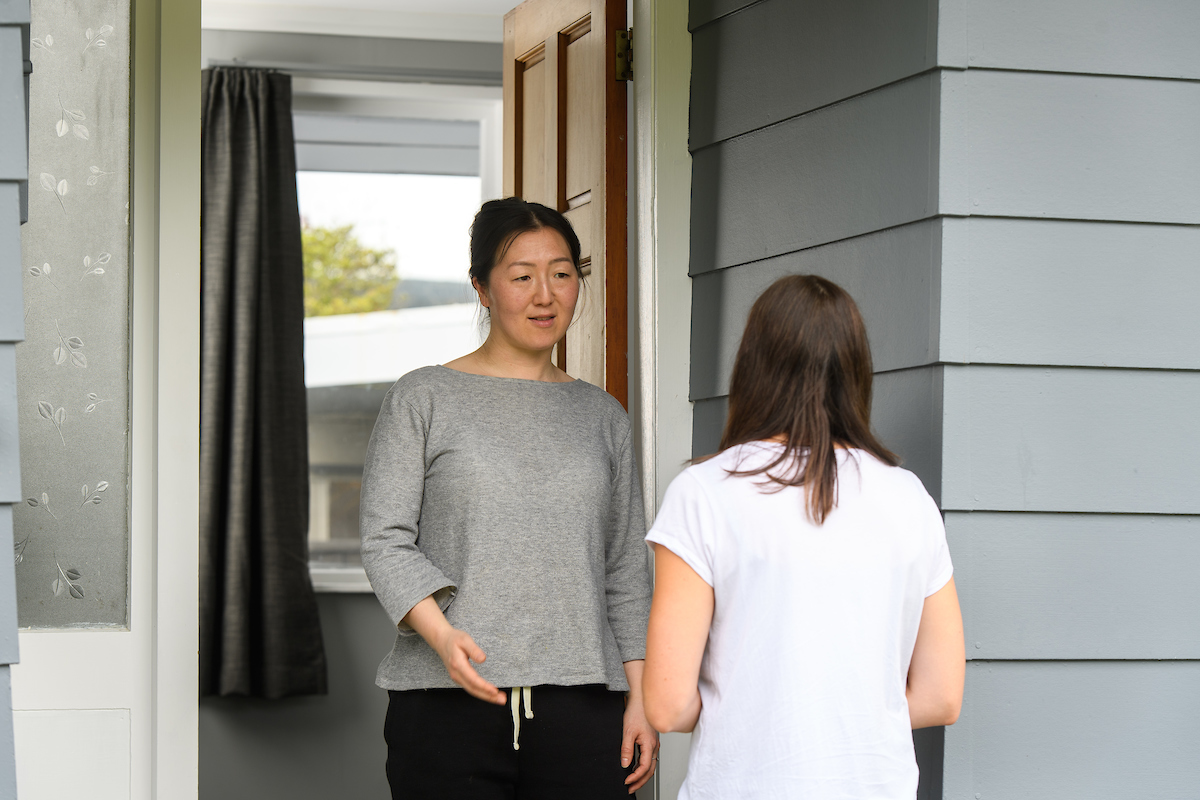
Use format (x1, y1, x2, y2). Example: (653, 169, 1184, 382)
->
(510, 686, 534, 750)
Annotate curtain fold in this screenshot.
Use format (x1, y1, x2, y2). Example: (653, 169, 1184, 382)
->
(199, 67, 327, 698)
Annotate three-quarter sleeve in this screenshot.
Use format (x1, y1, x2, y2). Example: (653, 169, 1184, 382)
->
(603, 430, 652, 662)
(359, 389, 457, 633)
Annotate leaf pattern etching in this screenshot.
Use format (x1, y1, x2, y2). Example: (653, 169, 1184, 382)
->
(53, 319, 87, 368)
(28, 262, 58, 289)
(84, 392, 112, 413)
(31, 34, 55, 54)
(52, 557, 85, 600)
(39, 172, 69, 212)
(37, 400, 67, 445)
(87, 166, 115, 186)
(13, 535, 29, 566)
(80, 253, 111, 279)
(80, 481, 109, 507)
(82, 25, 113, 53)
(56, 100, 87, 140)
(26, 491, 59, 520)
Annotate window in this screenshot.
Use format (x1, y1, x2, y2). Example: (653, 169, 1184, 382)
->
(293, 84, 501, 590)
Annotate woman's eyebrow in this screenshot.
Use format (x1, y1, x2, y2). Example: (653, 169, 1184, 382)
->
(508, 257, 574, 267)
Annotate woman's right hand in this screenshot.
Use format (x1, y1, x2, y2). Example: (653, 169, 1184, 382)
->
(432, 625, 507, 705)
(403, 595, 507, 705)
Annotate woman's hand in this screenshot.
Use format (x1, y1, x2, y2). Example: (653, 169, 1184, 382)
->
(403, 595, 506, 705)
(621, 660, 660, 794)
(432, 626, 507, 705)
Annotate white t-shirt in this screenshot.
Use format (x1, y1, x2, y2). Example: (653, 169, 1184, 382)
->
(646, 443, 953, 800)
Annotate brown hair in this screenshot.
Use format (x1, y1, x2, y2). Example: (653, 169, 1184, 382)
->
(718, 274, 898, 524)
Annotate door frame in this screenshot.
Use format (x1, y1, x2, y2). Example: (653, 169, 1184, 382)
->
(11, 1, 201, 798)
(630, 0, 692, 797)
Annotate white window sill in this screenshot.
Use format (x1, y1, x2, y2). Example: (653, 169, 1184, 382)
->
(310, 564, 373, 593)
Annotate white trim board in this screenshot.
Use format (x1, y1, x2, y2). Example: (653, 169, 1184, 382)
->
(631, 0, 693, 794)
(201, 3, 504, 44)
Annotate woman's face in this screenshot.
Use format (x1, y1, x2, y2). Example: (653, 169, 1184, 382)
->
(475, 227, 580, 356)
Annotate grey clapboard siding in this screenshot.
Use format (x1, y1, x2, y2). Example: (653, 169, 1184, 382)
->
(959, 0, 1200, 79)
(691, 219, 940, 399)
(941, 365, 1200, 514)
(941, 70, 1200, 223)
(688, 0, 759, 30)
(872, 367, 942, 505)
(939, 217, 1200, 369)
(0, 27, 25, 181)
(0, 185, 22, 342)
(691, 396, 726, 459)
(690, 0, 936, 148)
(944, 660, 1200, 800)
(949, 512, 1200, 660)
(691, 73, 938, 274)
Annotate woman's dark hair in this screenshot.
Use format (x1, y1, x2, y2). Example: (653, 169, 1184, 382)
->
(718, 274, 899, 524)
(468, 197, 582, 288)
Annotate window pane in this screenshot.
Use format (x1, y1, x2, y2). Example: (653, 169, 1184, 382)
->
(299, 172, 482, 569)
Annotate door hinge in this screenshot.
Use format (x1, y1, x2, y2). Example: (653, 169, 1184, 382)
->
(615, 29, 632, 81)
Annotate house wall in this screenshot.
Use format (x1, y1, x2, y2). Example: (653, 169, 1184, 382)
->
(0, 3, 28, 794)
(688, 1, 1200, 798)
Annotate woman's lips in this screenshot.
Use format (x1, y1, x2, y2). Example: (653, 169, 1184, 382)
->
(529, 315, 556, 328)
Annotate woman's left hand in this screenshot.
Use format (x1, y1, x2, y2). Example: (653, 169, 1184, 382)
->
(621, 692, 660, 794)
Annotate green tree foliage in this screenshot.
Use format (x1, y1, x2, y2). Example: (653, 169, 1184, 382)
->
(302, 223, 399, 317)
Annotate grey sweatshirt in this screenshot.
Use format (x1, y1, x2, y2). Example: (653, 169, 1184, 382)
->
(360, 366, 651, 692)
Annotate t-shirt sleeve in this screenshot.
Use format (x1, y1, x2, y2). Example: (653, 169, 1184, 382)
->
(359, 387, 457, 633)
(920, 489, 954, 597)
(645, 469, 717, 588)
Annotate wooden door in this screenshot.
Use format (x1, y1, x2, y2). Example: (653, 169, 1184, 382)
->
(503, 0, 628, 407)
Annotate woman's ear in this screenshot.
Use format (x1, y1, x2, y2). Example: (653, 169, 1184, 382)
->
(471, 277, 489, 309)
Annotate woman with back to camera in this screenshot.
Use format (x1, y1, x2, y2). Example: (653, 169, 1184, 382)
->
(642, 275, 965, 799)
(360, 197, 658, 799)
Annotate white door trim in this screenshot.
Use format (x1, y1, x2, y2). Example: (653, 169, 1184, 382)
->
(631, 1, 692, 798)
(14, 3, 202, 799)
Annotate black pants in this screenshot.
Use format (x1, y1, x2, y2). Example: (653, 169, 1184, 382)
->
(385, 684, 633, 800)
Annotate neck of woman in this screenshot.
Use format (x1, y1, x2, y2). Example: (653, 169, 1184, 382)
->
(458, 335, 568, 383)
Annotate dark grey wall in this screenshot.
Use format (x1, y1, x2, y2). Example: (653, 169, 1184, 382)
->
(200, 593, 397, 800)
(0, 0, 27, 793)
(688, 1, 1200, 798)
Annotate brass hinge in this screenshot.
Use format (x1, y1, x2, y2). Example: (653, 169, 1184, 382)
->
(615, 29, 632, 81)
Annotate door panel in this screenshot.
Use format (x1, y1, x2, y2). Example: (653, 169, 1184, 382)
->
(504, 0, 628, 405)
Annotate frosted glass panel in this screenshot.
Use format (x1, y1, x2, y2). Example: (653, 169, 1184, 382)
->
(14, 0, 131, 628)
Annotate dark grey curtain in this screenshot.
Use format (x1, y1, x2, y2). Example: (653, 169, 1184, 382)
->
(199, 68, 327, 698)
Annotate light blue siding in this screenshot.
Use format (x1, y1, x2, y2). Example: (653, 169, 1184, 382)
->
(690, 0, 937, 147)
(960, 0, 1200, 78)
(939, 218, 1200, 369)
(691, 220, 940, 399)
(950, 512, 1200, 659)
(690, 72, 939, 273)
(688, 1, 1200, 798)
(941, 70, 1200, 223)
(945, 661, 1200, 799)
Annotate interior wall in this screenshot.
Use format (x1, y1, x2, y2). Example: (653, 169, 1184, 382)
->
(199, 593, 397, 800)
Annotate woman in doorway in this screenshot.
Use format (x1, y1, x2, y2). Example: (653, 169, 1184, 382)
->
(642, 275, 964, 800)
(360, 197, 657, 799)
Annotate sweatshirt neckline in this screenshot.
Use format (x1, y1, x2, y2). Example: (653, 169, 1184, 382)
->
(434, 364, 582, 387)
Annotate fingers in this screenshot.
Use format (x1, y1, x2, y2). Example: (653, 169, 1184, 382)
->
(445, 634, 505, 705)
(624, 730, 659, 793)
